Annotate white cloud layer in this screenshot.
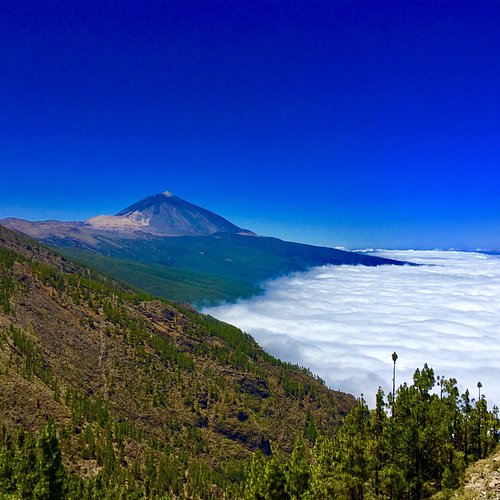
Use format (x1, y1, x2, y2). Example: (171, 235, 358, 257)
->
(204, 251, 500, 407)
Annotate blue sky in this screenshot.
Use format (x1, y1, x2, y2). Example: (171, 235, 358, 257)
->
(1, 0, 499, 249)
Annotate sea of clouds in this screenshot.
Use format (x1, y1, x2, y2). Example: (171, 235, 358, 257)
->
(204, 250, 500, 407)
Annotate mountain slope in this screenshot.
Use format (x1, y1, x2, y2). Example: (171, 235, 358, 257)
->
(57, 232, 405, 305)
(0, 225, 355, 496)
(1, 192, 406, 304)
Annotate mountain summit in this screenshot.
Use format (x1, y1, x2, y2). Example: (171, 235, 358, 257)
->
(86, 191, 254, 236)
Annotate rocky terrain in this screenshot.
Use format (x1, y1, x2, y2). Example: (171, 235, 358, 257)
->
(450, 446, 500, 499)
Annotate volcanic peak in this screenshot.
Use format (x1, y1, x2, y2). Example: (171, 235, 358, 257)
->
(85, 192, 252, 237)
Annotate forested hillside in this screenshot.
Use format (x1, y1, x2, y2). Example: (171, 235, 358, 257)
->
(1, 225, 498, 499)
(240, 365, 500, 499)
(2, 363, 498, 499)
(0, 225, 354, 497)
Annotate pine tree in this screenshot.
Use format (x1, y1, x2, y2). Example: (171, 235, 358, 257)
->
(369, 387, 387, 498)
(0, 427, 15, 494)
(14, 429, 39, 498)
(34, 420, 65, 499)
(241, 452, 268, 499)
(333, 395, 371, 499)
(263, 457, 288, 500)
(284, 438, 310, 499)
(308, 435, 337, 499)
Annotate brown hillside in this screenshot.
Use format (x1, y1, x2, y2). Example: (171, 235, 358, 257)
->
(0, 224, 354, 495)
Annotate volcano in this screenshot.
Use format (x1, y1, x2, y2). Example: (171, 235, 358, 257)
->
(86, 191, 255, 236)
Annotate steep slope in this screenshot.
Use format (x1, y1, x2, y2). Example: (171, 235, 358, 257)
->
(0, 225, 355, 496)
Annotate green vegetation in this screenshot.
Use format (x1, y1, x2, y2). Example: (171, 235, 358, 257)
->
(240, 365, 500, 499)
(57, 231, 401, 305)
(0, 246, 24, 313)
(59, 248, 261, 306)
(2, 226, 497, 499)
(0, 421, 65, 499)
(1, 366, 498, 499)
(0, 225, 352, 498)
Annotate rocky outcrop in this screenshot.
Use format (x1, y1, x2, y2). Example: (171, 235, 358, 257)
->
(451, 446, 500, 499)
